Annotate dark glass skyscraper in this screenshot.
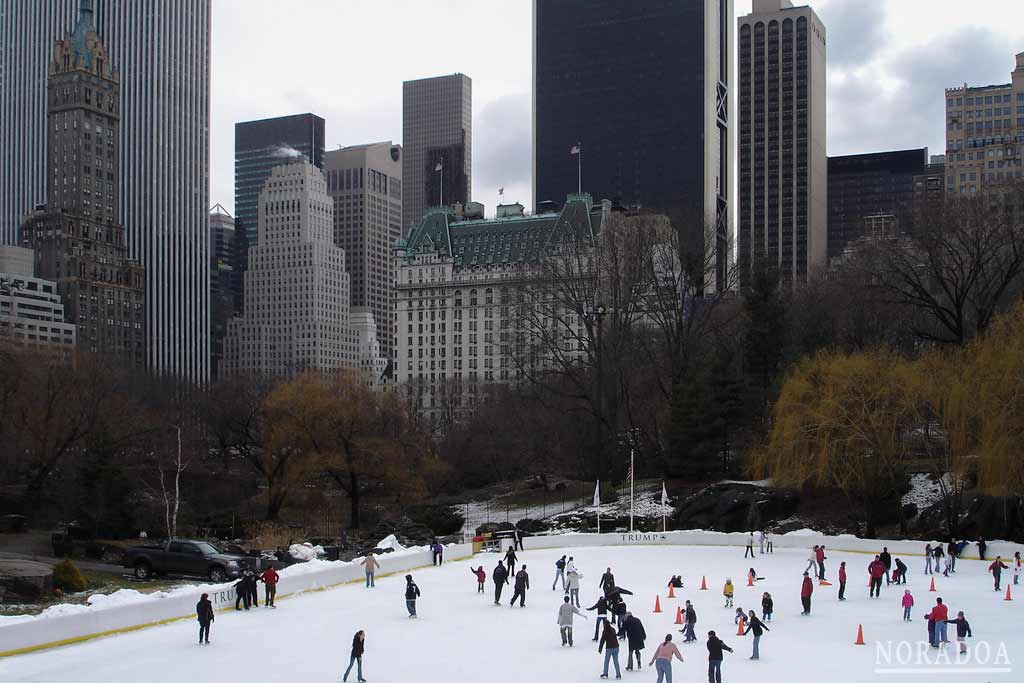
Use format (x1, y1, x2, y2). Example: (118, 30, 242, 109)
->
(234, 114, 326, 250)
(532, 0, 734, 291)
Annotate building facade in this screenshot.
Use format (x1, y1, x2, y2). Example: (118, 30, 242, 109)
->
(532, 0, 734, 291)
(0, 245, 77, 355)
(222, 161, 383, 381)
(393, 194, 606, 424)
(402, 74, 472, 233)
(827, 149, 929, 259)
(234, 113, 325, 252)
(0, 0, 211, 382)
(738, 0, 827, 284)
(20, 2, 145, 367)
(322, 142, 403, 361)
(944, 52, 1024, 197)
(209, 204, 237, 379)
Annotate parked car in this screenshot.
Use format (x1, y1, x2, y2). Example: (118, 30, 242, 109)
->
(122, 540, 246, 582)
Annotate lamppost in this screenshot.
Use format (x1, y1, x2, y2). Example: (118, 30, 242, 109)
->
(588, 303, 607, 484)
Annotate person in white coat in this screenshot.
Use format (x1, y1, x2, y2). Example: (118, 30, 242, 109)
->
(567, 569, 582, 607)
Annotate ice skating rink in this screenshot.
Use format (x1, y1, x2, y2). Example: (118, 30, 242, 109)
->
(1, 544, 1018, 682)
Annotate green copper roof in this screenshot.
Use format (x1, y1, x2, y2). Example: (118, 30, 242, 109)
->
(70, 1, 96, 70)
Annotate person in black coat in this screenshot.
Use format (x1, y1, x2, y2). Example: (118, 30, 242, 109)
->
(492, 561, 510, 605)
(343, 630, 366, 682)
(404, 575, 421, 617)
(894, 557, 908, 584)
(514, 528, 524, 551)
(978, 537, 987, 561)
(510, 565, 529, 607)
(599, 568, 616, 593)
(587, 595, 610, 641)
(743, 610, 770, 660)
(617, 612, 647, 671)
(681, 600, 698, 642)
(234, 572, 252, 610)
(706, 630, 733, 683)
(504, 546, 518, 576)
(196, 593, 214, 644)
(879, 548, 893, 586)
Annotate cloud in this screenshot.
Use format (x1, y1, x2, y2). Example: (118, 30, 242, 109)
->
(817, 0, 889, 68)
(473, 94, 532, 209)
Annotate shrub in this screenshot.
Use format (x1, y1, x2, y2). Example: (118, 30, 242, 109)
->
(407, 506, 464, 536)
(52, 559, 87, 593)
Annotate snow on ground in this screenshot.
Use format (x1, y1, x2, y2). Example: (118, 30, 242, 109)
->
(902, 473, 952, 513)
(1, 543, 1019, 682)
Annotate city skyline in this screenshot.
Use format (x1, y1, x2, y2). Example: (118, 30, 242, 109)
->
(208, 0, 1024, 215)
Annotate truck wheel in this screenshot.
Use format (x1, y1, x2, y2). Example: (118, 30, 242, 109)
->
(133, 561, 152, 580)
(209, 567, 227, 583)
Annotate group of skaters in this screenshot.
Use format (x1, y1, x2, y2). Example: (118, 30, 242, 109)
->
(743, 530, 774, 558)
(192, 565, 280, 644)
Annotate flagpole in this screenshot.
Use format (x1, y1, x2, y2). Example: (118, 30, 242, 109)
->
(629, 446, 634, 533)
(662, 482, 667, 533)
(439, 160, 444, 207)
(595, 480, 601, 535)
(577, 141, 582, 194)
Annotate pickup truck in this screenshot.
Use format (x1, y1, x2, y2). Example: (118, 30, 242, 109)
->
(122, 540, 246, 582)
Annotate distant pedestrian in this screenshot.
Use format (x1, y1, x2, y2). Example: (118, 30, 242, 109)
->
(566, 556, 578, 576)
(260, 566, 279, 607)
(342, 630, 366, 683)
(902, 590, 914, 621)
(492, 560, 510, 605)
(816, 545, 827, 581)
(879, 547, 892, 585)
(553, 555, 567, 591)
(800, 572, 813, 615)
(599, 567, 616, 593)
(587, 595, 610, 642)
(989, 557, 1009, 591)
(932, 544, 944, 574)
(744, 533, 754, 558)
(681, 600, 697, 642)
(758, 530, 767, 554)
(1014, 552, 1021, 585)
(504, 545, 518, 576)
(557, 595, 585, 647)
(946, 610, 972, 654)
(946, 540, 958, 574)
(511, 565, 530, 607)
(743, 610, 769, 660)
(196, 593, 214, 644)
(649, 634, 683, 683)
(404, 574, 420, 618)
(598, 619, 622, 679)
(838, 561, 847, 601)
(868, 556, 885, 598)
(567, 569, 582, 607)
(431, 540, 443, 565)
(618, 611, 647, 671)
(234, 572, 252, 610)
(514, 527, 525, 551)
(761, 592, 773, 622)
(723, 579, 734, 608)
(471, 565, 486, 593)
(765, 531, 773, 553)
(361, 554, 380, 588)
(977, 537, 987, 561)
(706, 630, 733, 683)
(246, 569, 259, 607)
(924, 544, 933, 575)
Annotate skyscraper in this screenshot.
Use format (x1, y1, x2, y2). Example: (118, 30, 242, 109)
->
(21, 1, 145, 368)
(738, 0, 827, 284)
(234, 113, 326, 250)
(0, 0, 211, 382)
(402, 74, 472, 232)
(533, 0, 734, 291)
(944, 52, 1024, 197)
(209, 204, 237, 379)
(322, 142, 403, 361)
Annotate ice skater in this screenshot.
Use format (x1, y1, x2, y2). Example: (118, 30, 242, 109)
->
(928, 597, 949, 645)
(838, 561, 847, 601)
(504, 545, 518, 576)
(902, 590, 914, 621)
(471, 565, 486, 593)
(805, 546, 819, 578)
(234, 571, 252, 610)
(869, 555, 885, 598)
(567, 569, 581, 607)
(492, 559, 510, 605)
(759, 530, 767, 554)
(404, 574, 421, 617)
(879, 547, 892, 585)
(743, 610, 769, 660)
(681, 600, 697, 642)
(893, 557, 908, 585)
(342, 630, 366, 682)
(733, 607, 745, 624)
(510, 564, 530, 607)
(558, 595, 586, 647)
(801, 572, 813, 615)
(989, 556, 1009, 591)
(761, 592, 773, 622)
(598, 619, 622, 679)
(566, 556, 578, 576)
(553, 555, 567, 591)
(765, 531, 773, 553)
(431, 539, 443, 565)
(260, 565, 279, 607)
(196, 593, 214, 644)
(668, 575, 684, 589)
(587, 594, 610, 641)
(946, 611, 972, 654)
(599, 567, 616, 593)
(514, 527, 524, 551)
(1014, 551, 1021, 585)
(618, 611, 646, 671)
(723, 579, 734, 608)
(977, 537, 987, 561)
(816, 545, 827, 581)
(361, 553, 380, 588)
(945, 541, 957, 575)
(744, 533, 754, 558)
(932, 544, 944, 574)
(649, 634, 683, 683)
(706, 630, 733, 683)
(924, 543, 933, 575)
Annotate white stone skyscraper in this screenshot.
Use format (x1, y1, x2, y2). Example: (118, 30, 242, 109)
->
(0, 0, 211, 381)
(222, 161, 362, 378)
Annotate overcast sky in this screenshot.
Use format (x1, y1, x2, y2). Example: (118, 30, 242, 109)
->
(209, 0, 1024, 215)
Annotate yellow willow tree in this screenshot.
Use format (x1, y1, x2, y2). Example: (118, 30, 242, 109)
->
(751, 350, 917, 537)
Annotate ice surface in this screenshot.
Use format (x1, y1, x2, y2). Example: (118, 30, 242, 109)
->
(1, 543, 1019, 682)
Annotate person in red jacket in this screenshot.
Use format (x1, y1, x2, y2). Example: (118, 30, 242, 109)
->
(928, 597, 949, 645)
(471, 565, 487, 593)
(868, 556, 886, 599)
(815, 545, 827, 581)
(260, 566, 280, 608)
(838, 561, 848, 601)
(989, 557, 1009, 591)
(800, 572, 813, 615)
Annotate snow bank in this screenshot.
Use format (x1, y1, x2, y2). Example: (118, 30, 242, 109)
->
(375, 534, 406, 552)
(287, 543, 324, 561)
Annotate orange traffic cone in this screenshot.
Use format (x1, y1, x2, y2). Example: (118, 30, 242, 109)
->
(737, 616, 746, 636)
(855, 624, 865, 645)
(700, 576, 708, 591)
(668, 584, 676, 599)
(674, 606, 683, 625)
(747, 572, 754, 587)
(653, 595, 662, 613)
(929, 577, 936, 592)
(1005, 584, 1013, 601)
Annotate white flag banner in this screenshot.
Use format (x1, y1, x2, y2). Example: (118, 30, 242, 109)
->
(570, 144, 580, 155)
(435, 162, 443, 171)
(661, 482, 669, 505)
(593, 480, 601, 507)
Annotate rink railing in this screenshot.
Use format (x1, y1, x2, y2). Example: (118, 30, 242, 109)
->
(0, 542, 473, 658)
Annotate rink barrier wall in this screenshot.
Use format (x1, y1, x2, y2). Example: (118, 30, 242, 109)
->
(505, 530, 1024, 561)
(0, 543, 472, 658)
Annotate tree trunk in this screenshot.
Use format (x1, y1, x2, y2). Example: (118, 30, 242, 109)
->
(349, 471, 361, 529)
